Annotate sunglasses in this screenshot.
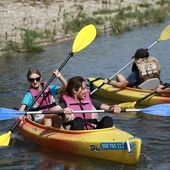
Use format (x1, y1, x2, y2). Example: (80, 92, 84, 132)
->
(29, 77, 41, 82)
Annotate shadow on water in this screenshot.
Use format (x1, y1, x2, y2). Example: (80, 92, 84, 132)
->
(0, 144, 143, 170)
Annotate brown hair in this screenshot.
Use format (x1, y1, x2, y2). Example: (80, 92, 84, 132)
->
(58, 76, 85, 102)
(27, 68, 41, 81)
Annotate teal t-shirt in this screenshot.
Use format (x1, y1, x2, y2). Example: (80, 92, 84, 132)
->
(21, 85, 60, 107)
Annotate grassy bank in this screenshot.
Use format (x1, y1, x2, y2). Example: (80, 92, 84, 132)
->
(2, 0, 170, 57)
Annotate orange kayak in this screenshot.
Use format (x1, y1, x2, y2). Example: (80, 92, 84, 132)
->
(17, 118, 142, 164)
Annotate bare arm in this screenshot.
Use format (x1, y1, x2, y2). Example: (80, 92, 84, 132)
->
(104, 79, 129, 88)
(109, 80, 128, 88)
(53, 70, 68, 87)
(19, 104, 27, 112)
(46, 104, 73, 118)
(155, 84, 170, 94)
(100, 103, 121, 114)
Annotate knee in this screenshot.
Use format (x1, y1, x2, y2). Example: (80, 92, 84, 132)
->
(44, 118, 52, 126)
(70, 117, 85, 130)
(98, 116, 113, 129)
(116, 74, 125, 82)
(52, 116, 62, 128)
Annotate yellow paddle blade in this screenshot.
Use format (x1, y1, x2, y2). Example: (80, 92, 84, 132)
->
(158, 24, 170, 41)
(118, 101, 137, 108)
(72, 24, 97, 53)
(0, 131, 11, 146)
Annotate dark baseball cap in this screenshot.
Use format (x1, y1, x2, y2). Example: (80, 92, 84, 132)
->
(132, 48, 149, 59)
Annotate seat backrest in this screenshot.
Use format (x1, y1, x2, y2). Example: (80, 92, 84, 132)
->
(137, 78, 160, 90)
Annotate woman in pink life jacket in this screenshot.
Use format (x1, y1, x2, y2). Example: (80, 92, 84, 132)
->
(50, 76, 121, 130)
(19, 68, 67, 127)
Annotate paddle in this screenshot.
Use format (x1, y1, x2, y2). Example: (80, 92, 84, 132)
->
(0, 24, 97, 146)
(1, 103, 170, 121)
(119, 83, 170, 108)
(90, 24, 170, 95)
(90, 59, 134, 95)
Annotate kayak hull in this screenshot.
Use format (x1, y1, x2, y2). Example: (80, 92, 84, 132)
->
(17, 118, 141, 164)
(88, 77, 170, 106)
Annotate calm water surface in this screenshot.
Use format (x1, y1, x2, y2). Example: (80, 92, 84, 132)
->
(0, 20, 170, 169)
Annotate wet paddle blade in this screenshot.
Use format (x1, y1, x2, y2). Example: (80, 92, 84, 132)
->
(140, 104, 170, 116)
(0, 107, 19, 113)
(0, 131, 11, 146)
(158, 24, 170, 41)
(72, 24, 97, 53)
(0, 108, 23, 120)
(0, 114, 21, 120)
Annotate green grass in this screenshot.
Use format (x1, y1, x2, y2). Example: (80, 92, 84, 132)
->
(2, 1, 170, 56)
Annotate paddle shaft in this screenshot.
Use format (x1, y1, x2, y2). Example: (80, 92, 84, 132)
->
(27, 109, 152, 114)
(147, 40, 159, 50)
(109, 59, 135, 80)
(1, 109, 136, 116)
(136, 83, 170, 104)
(2, 102, 170, 120)
(7, 108, 159, 115)
(28, 109, 149, 114)
(136, 91, 156, 104)
(24, 110, 114, 114)
(10, 52, 74, 132)
(27, 52, 74, 111)
(0, 109, 123, 121)
(90, 59, 135, 95)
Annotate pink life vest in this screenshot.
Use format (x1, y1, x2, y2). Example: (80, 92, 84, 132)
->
(63, 91, 94, 129)
(29, 82, 55, 111)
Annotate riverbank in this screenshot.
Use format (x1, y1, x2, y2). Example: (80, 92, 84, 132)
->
(0, 0, 170, 56)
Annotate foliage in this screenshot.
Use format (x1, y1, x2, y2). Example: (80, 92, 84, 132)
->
(2, 0, 170, 56)
(20, 28, 53, 52)
(63, 13, 104, 34)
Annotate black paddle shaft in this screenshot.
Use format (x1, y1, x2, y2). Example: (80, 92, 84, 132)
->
(136, 83, 170, 104)
(10, 52, 74, 132)
(27, 52, 74, 111)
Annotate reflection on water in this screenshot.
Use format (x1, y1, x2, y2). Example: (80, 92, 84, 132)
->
(1, 20, 170, 169)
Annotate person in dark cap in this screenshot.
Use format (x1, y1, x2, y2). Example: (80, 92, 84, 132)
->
(104, 48, 161, 88)
(132, 48, 149, 59)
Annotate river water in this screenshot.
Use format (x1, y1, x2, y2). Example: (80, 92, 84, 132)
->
(0, 20, 170, 169)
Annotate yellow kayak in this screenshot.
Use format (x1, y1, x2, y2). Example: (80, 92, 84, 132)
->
(88, 77, 170, 106)
(17, 118, 142, 164)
